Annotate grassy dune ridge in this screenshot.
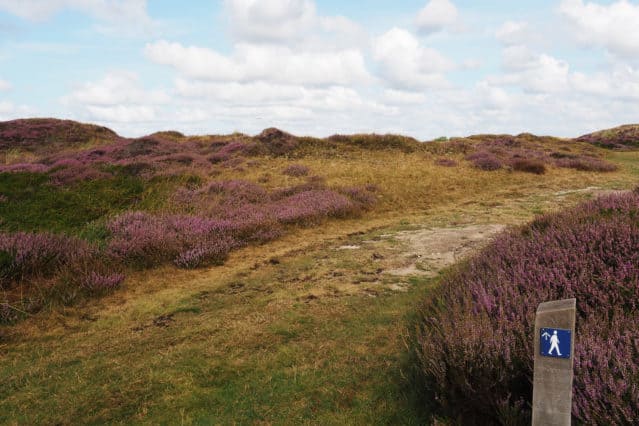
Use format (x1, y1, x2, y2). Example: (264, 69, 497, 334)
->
(1, 119, 638, 423)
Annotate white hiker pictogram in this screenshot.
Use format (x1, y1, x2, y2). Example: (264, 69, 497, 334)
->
(548, 330, 561, 356)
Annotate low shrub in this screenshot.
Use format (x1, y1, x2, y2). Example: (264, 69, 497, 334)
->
(256, 128, 298, 156)
(173, 238, 233, 269)
(555, 157, 617, 172)
(338, 186, 377, 210)
(106, 212, 237, 268)
(412, 192, 639, 424)
(272, 190, 356, 225)
(466, 151, 502, 171)
(0, 231, 90, 286)
(80, 271, 125, 292)
(511, 158, 546, 174)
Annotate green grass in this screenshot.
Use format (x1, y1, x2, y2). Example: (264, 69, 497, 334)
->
(0, 172, 174, 235)
(0, 235, 436, 425)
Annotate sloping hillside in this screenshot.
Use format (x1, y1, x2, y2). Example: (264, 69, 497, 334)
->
(0, 118, 119, 155)
(576, 124, 639, 150)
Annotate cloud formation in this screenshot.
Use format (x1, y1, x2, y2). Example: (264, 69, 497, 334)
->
(415, 0, 459, 34)
(145, 41, 372, 86)
(560, 0, 639, 58)
(62, 72, 168, 123)
(372, 28, 453, 89)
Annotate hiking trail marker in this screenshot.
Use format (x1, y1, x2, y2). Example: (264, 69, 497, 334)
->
(532, 298, 576, 426)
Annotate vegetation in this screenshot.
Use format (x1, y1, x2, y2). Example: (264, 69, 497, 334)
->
(412, 191, 639, 424)
(576, 124, 639, 150)
(1, 118, 639, 424)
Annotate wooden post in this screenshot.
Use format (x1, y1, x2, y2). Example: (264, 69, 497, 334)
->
(532, 298, 576, 425)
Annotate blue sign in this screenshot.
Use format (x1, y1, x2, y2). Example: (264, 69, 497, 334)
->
(540, 328, 571, 359)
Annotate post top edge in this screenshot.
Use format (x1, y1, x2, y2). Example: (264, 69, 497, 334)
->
(536, 298, 576, 313)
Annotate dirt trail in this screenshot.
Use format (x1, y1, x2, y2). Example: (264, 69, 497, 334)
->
(383, 224, 506, 277)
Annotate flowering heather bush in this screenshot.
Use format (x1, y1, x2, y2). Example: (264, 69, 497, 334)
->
(413, 191, 639, 424)
(270, 179, 327, 201)
(0, 118, 117, 153)
(434, 158, 457, 167)
(0, 231, 90, 285)
(173, 238, 233, 269)
(282, 164, 310, 177)
(49, 165, 111, 185)
(466, 151, 502, 171)
(338, 186, 377, 210)
(204, 180, 269, 205)
(80, 271, 125, 292)
(555, 156, 618, 172)
(106, 212, 236, 268)
(271, 190, 356, 225)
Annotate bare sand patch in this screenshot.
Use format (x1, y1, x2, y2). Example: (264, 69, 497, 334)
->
(385, 224, 506, 277)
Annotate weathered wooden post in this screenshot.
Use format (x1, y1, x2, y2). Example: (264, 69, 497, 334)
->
(532, 298, 576, 425)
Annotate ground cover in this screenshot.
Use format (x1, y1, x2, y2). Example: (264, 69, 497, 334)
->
(1, 119, 638, 423)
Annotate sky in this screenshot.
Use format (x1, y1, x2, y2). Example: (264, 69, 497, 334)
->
(0, 0, 638, 139)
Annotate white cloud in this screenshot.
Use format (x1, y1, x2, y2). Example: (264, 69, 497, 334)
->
(224, 0, 369, 52)
(560, 0, 639, 57)
(383, 89, 427, 105)
(372, 28, 454, 89)
(475, 81, 513, 110)
(175, 79, 301, 103)
(0, 78, 11, 91)
(0, 0, 156, 35)
(174, 78, 389, 113)
(571, 64, 639, 100)
(494, 46, 570, 93)
(145, 41, 372, 86)
(85, 105, 156, 123)
(0, 100, 32, 120)
(62, 71, 167, 123)
(415, 0, 458, 34)
(63, 71, 169, 106)
(0, 100, 13, 114)
(224, 0, 317, 42)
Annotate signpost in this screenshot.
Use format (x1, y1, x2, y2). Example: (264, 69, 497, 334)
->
(532, 298, 576, 426)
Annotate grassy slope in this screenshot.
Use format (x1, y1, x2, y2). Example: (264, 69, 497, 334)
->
(1, 140, 639, 424)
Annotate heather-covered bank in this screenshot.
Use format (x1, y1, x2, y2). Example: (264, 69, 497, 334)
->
(0, 177, 376, 323)
(412, 190, 639, 425)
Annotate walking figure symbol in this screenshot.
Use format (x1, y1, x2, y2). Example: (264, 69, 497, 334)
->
(540, 327, 571, 359)
(548, 330, 561, 356)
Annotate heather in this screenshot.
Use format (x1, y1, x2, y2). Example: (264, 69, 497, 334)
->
(0, 122, 380, 317)
(576, 124, 639, 150)
(412, 191, 639, 424)
(0, 118, 117, 154)
(2, 118, 639, 425)
(0, 232, 90, 284)
(431, 133, 618, 173)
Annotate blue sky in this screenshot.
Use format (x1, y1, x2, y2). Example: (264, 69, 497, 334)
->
(0, 0, 638, 139)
